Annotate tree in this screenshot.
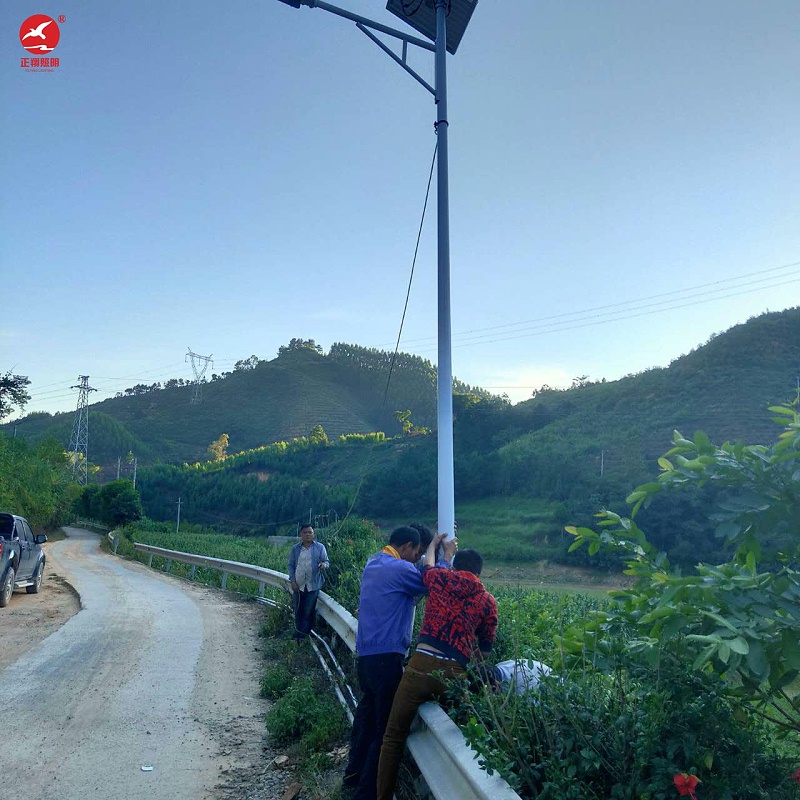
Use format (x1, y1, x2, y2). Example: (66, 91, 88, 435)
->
(570, 374, 591, 389)
(101, 481, 143, 526)
(394, 410, 413, 435)
(277, 338, 323, 357)
(74, 480, 143, 527)
(234, 355, 261, 371)
(74, 484, 101, 519)
(207, 433, 229, 461)
(0, 371, 31, 420)
(308, 424, 328, 446)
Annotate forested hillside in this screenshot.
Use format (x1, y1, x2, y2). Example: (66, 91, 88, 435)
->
(124, 308, 800, 568)
(5, 309, 800, 567)
(6, 340, 488, 467)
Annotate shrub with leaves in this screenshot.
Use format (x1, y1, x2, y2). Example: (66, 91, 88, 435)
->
(454, 658, 794, 799)
(266, 676, 347, 750)
(565, 400, 800, 735)
(260, 663, 293, 700)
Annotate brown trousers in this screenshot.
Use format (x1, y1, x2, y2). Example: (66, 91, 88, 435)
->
(376, 651, 466, 800)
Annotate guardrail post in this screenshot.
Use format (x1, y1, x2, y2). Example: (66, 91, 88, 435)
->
(221, 572, 228, 590)
(113, 537, 119, 554)
(190, 565, 197, 581)
(148, 554, 153, 568)
(258, 581, 265, 597)
(166, 558, 172, 574)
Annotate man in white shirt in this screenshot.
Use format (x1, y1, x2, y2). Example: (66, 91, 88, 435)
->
(287, 524, 329, 641)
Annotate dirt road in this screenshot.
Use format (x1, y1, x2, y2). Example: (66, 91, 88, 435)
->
(0, 527, 289, 800)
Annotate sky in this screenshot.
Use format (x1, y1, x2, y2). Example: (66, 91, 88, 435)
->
(2, 0, 800, 419)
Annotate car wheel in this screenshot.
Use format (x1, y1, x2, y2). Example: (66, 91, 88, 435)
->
(0, 567, 15, 607)
(27, 561, 44, 594)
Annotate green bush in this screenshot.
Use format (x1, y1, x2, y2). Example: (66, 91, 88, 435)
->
(260, 664, 293, 700)
(75, 480, 143, 527)
(456, 659, 795, 799)
(489, 587, 607, 666)
(261, 603, 291, 638)
(266, 676, 347, 750)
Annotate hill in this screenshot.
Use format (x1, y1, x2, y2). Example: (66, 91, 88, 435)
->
(6, 340, 492, 467)
(501, 306, 800, 488)
(6, 308, 800, 567)
(112, 307, 800, 570)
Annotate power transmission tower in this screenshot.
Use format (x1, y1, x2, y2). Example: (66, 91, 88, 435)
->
(186, 348, 213, 405)
(68, 376, 97, 485)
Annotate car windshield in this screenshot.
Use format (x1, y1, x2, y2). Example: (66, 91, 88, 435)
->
(0, 515, 14, 540)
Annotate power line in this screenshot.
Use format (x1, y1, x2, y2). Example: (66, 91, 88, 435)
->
(381, 258, 800, 349)
(411, 275, 800, 355)
(384, 142, 437, 404)
(25, 359, 244, 404)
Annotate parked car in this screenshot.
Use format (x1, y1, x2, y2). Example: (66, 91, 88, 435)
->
(0, 513, 47, 607)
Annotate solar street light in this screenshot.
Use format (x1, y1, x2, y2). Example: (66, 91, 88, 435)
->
(386, 0, 478, 55)
(275, 0, 479, 540)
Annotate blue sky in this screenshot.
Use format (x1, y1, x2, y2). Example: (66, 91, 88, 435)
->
(2, 0, 799, 418)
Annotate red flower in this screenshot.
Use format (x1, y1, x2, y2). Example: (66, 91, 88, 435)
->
(791, 767, 800, 787)
(673, 773, 700, 798)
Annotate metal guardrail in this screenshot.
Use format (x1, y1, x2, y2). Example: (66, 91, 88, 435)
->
(132, 542, 522, 800)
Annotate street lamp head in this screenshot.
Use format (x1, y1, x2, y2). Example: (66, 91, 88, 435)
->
(386, 0, 478, 55)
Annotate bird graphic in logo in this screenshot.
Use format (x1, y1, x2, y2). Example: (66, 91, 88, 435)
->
(19, 14, 60, 53)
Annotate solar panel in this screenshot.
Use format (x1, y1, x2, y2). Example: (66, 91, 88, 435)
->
(386, 0, 478, 55)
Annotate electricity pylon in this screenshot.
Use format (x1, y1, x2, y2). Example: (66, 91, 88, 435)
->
(186, 348, 213, 405)
(68, 376, 97, 485)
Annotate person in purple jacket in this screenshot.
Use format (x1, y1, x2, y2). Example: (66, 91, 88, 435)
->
(343, 525, 447, 800)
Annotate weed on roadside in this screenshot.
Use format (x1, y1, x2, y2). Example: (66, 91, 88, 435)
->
(266, 675, 347, 750)
(260, 663, 293, 700)
(260, 602, 291, 638)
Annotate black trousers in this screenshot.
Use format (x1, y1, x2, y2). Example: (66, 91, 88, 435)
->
(292, 588, 319, 639)
(345, 652, 404, 800)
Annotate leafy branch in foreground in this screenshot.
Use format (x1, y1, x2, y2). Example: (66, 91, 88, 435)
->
(564, 399, 800, 734)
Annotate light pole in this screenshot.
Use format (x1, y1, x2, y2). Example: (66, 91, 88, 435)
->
(275, 0, 478, 540)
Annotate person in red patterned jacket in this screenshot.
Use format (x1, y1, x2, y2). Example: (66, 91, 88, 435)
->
(375, 533, 498, 800)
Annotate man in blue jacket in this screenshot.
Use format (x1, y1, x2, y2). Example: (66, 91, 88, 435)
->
(343, 525, 447, 800)
(287, 524, 329, 642)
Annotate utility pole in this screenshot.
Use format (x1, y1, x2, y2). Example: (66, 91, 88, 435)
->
(275, 0, 478, 542)
(68, 376, 97, 485)
(117, 457, 121, 480)
(600, 449, 605, 478)
(176, 496, 182, 534)
(132, 457, 138, 490)
(186, 348, 213, 405)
